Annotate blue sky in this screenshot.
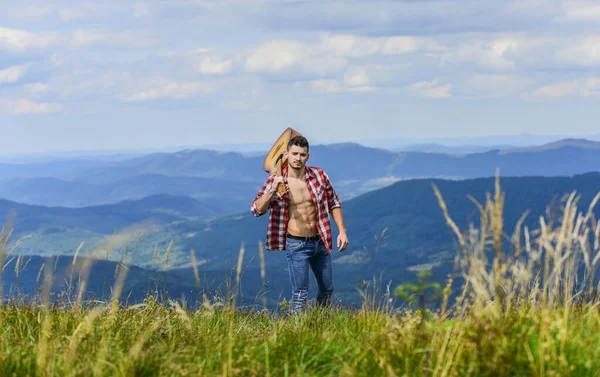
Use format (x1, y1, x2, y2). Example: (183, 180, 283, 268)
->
(2, 0, 600, 155)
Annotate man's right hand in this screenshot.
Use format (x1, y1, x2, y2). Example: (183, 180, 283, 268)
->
(269, 176, 285, 196)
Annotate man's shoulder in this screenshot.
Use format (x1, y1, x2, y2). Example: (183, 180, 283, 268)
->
(306, 166, 326, 174)
(306, 166, 333, 184)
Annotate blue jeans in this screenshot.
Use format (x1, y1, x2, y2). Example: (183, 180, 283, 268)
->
(285, 236, 334, 312)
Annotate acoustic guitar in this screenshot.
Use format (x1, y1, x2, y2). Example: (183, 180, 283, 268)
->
(263, 127, 302, 199)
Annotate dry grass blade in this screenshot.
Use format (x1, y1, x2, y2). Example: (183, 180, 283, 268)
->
(110, 257, 131, 303)
(163, 239, 173, 269)
(73, 222, 151, 306)
(41, 257, 55, 307)
(432, 183, 465, 248)
(191, 249, 201, 290)
(233, 242, 245, 307)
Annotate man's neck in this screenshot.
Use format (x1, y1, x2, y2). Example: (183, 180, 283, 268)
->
(287, 166, 305, 179)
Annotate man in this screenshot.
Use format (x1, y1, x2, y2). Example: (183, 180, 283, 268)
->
(251, 135, 349, 312)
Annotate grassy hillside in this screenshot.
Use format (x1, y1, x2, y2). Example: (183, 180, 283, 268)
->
(170, 172, 600, 270)
(3, 303, 599, 376)
(2, 177, 600, 376)
(3, 173, 600, 311)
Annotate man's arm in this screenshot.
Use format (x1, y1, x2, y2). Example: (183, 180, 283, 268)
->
(251, 175, 284, 216)
(322, 170, 348, 251)
(331, 207, 348, 252)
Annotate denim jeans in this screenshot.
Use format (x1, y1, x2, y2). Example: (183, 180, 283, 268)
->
(285, 236, 334, 312)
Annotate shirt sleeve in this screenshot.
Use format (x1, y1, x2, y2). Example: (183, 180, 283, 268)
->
(323, 171, 341, 211)
(251, 175, 275, 217)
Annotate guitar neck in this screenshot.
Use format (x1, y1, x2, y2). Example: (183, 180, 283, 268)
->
(274, 158, 288, 198)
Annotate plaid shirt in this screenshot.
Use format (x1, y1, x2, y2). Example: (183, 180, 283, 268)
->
(251, 166, 342, 252)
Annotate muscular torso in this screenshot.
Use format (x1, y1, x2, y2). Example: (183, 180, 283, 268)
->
(286, 176, 318, 237)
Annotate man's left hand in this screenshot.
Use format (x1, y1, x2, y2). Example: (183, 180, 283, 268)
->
(337, 232, 349, 252)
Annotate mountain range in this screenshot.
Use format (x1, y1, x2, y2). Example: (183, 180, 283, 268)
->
(1, 138, 600, 211)
(3, 172, 600, 308)
(2, 138, 600, 308)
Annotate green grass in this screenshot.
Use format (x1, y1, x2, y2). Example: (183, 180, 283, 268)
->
(3, 174, 600, 376)
(1, 301, 600, 376)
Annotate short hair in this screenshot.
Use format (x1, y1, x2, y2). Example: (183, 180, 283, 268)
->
(287, 135, 309, 152)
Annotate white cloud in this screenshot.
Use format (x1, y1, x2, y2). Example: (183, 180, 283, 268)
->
(8, 5, 89, 22)
(318, 35, 383, 57)
(317, 34, 444, 58)
(24, 83, 50, 94)
(59, 9, 83, 22)
(134, 3, 150, 18)
(245, 40, 310, 72)
(560, 1, 600, 21)
(244, 39, 348, 76)
(69, 30, 156, 49)
(344, 67, 370, 86)
(243, 34, 442, 77)
(556, 36, 600, 66)
(308, 79, 375, 93)
(198, 56, 233, 75)
(224, 100, 251, 110)
(0, 99, 62, 114)
(0, 64, 31, 84)
(584, 77, 600, 96)
(506, 0, 563, 17)
(466, 74, 530, 95)
(409, 80, 452, 98)
(442, 38, 520, 70)
(120, 78, 215, 102)
(523, 77, 600, 99)
(7, 6, 54, 22)
(0, 27, 60, 52)
(69, 30, 112, 48)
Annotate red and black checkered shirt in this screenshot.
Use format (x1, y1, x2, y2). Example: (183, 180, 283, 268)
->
(251, 166, 342, 252)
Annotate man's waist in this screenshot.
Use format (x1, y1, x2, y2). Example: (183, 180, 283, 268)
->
(286, 232, 321, 241)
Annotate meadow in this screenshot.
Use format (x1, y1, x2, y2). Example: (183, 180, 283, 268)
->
(1, 175, 600, 376)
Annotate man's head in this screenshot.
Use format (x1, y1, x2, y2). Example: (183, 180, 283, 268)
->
(285, 135, 309, 170)
(287, 135, 309, 153)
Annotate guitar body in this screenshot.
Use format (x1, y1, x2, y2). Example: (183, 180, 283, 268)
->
(263, 127, 302, 199)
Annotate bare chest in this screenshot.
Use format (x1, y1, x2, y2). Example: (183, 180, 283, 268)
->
(287, 179, 313, 206)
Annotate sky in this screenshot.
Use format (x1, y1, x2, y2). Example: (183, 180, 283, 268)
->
(2, 0, 600, 155)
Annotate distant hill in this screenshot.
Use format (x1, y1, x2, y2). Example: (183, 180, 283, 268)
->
(0, 160, 105, 181)
(5, 172, 600, 269)
(395, 143, 517, 154)
(0, 194, 217, 234)
(0, 174, 259, 210)
(4, 173, 600, 309)
(500, 138, 600, 154)
(0, 177, 105, 207)
(2, 138, 600, 210)
(65, 149, 264, 184)
(58, 137, 600, 187)
(164, 172, 600, 270)
(361, 133, 600, 150)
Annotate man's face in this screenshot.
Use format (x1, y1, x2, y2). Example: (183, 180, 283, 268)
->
(285, 145, 309, 170)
